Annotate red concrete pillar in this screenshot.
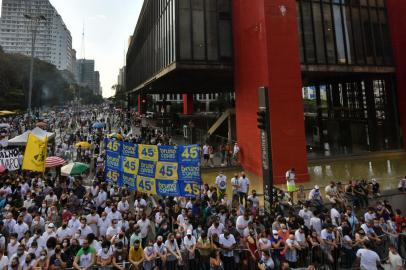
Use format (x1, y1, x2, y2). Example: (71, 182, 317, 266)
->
(183, 93, 194, 115)
(387, 0, 406, 149)
(232, 0, 309, 184)
(138, 95, 146, 115)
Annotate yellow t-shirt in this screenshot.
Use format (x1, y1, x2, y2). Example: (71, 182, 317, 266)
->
(129, 246, 144, 262)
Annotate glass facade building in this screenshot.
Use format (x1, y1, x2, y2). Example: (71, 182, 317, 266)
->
(126, 0, 233, 94)
(296, 0, 401, 157)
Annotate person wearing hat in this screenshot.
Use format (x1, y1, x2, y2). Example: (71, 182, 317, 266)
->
(308, 185, 323, 211)
(183, 229, 197, 269)
(42, 223, 56, 242)
(154, 236, 167, 270)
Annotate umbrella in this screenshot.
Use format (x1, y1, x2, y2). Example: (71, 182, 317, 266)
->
(75, 141, 91, 149)
(45, 156, 65, 168)
(108, 133, 123, 140)
(61, 162, 90, 176)
(0, 123, 10, 128)
(0, 164, 6, 174)
(36, 122, 47, 128)
(92, 122, 105, 129)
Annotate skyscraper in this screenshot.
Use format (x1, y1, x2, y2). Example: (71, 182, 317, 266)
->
(0, 0, 73, 71)
(75, 59, 101, 95)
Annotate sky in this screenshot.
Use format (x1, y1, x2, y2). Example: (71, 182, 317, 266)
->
(0, 0, 143, 98)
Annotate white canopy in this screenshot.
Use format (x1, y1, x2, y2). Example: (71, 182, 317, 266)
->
(7, 127, 55, 146)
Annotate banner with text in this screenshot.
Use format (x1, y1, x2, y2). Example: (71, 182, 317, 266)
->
(0, 149, 21, 171)
(104, 139, 202, 197)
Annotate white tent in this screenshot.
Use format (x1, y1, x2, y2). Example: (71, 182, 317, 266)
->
(7, 127, 55, 146)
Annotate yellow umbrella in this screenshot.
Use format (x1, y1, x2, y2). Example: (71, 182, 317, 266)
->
(75, 141, 91, 149)
(108, 133, 123, 140)
(0, 110, 16, 116)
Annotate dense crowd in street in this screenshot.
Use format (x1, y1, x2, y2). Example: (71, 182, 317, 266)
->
(0, 106, 405, 270)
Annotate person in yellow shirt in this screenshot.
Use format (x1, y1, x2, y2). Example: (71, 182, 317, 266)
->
(129, 239, 144, 270)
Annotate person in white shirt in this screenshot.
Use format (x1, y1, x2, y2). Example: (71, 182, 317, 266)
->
(134, 197, 147, 209)
(107, 207, 122, 223)
(364, 208, 376, 223)
(86, 209, 100, 236)
(285, 168, 296, 202)
(219, 230, 236, 269)
(236, 212, 251, 236)
(41, 223, 57, 242)
(13, 216, 28, 241)
(183, 230, 197, 268)
(44, 191, 58, 205)
(97, 212, 110, 238)
(356, 241, 380, 270)
(137, 213, 151, 248)
(232, 142, 240, 164)
(6, 234, 19, 258)
(0, 249, 8, 270)
(207, 220, 224, 238)
(330, 204, 341, 227)
(387, 244, 403, 270)
(230, 173, 240, 203)
(56, 221, 73, 242)
(238, 173, 250, 206)
(78, 217, 93, 243)
(215, 172, 227, 199)
(106, 220, 119, 241)
(68, 214, 81, 232)
(247, 190, 260, 209)
(117, 197, 129, 213)
(298, 205, 314, 229)
(309, 214, 322, 235)
(398, 176, 406, 192)
(95, 189, 108, 208)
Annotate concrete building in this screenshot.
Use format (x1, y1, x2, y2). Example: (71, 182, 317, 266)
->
(126, 0, 406, 184)
(75, 59, 101, 95)
(0, 0, 73, 71)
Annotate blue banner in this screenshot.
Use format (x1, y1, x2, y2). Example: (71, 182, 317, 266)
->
(104, 139, 202, 197)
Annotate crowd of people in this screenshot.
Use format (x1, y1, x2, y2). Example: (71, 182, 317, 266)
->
(0, 106, 405, 270)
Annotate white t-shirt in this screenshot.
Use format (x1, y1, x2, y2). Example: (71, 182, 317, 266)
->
(219, 234, 236, 257)
(0, 255, 8, 270)
(236, 216, 250, 235)
(239, 177, 250, 193)
(215, 175, 227, 190)
(137, 219, 151, 238)
(364, 212, 376, 223)
(203, 145, 209, 155)
(286, 170, 295, 185)
(310, 217, 322, 235)
(294, 230, 306, 243)
(97, 247, 113, 260)
(183, 235, 196, 258)
(356, 248, 380, 270)
(330, 208, 341, 226)
(231, 177, 239, 191)
(320, 229, 335, 241)
(388, 251, 403, 270)
(298, 209, 313, 228)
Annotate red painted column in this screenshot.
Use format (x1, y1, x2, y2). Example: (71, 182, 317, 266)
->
(232, 0, 309, 184)
(138, 95, 146, 115)
(183, 93, 194, 115)
(387, 0, 406, 149)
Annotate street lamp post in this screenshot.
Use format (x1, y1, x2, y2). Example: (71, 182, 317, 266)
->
(24, 14, 46, 116)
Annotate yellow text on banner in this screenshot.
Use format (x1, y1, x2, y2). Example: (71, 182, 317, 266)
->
(22, 133, 48, 173)
(155, 162, 178, 180)
(136, 176, 157, 195)
(122, 157, 139, 175)
(138, 145, 158, 161)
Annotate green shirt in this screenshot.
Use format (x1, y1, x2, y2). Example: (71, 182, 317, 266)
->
(76, 246, 96, 267)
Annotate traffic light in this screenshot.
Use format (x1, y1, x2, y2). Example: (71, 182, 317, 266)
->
(257, 110, 267, 130)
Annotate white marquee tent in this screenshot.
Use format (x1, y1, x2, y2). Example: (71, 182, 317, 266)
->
(7, 127, 55, 146)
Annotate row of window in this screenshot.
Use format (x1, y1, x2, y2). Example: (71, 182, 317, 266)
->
(296, 0, 393, 66)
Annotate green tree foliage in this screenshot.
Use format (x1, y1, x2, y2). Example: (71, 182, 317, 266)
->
(0, 50, 103, 110)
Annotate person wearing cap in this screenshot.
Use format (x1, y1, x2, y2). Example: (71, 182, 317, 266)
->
(183, 229, 197, 269)
(154, 236, 167, 270)
(215, 172, 227, 199)
(308, 185, 323, 211)
(42, 223, 56, 242)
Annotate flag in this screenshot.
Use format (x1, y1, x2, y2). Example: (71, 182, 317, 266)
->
(22, 133, 48, 172)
